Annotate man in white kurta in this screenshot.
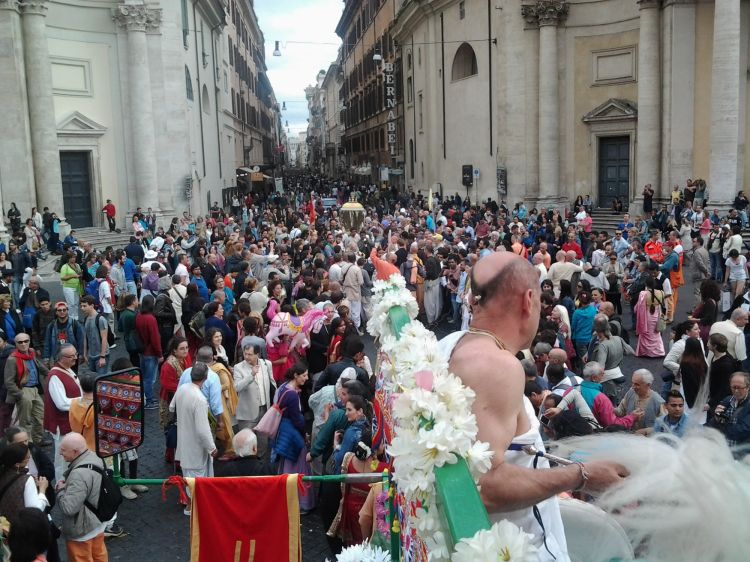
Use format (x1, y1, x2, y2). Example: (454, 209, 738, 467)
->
(169, 362, 217, 480)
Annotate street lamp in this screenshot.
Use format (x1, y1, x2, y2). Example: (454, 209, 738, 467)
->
(282, 101, 287, 110)
(273, 41, 281, 57)
(372, 47, 382, 63)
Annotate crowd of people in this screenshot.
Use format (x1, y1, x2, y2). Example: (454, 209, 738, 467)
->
(0, 176, 747, 560)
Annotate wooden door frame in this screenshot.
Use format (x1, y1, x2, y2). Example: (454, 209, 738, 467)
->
(57, 112, 106, 228)
(597, 135, 632, 210)
(59, 150, 95, 228)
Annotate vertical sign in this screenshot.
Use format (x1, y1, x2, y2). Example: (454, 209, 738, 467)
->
(496, 166, 507, 196)
(384, 62, 397, 156)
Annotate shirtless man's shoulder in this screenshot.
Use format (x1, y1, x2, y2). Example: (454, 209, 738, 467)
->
(449, 334, 530, 441)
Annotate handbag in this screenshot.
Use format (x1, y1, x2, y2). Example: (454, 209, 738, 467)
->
(254, 388, 289, 437)
(656, 315, 667, 333)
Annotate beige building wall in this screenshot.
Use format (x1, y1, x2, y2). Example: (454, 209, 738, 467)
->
(569, 30, 639, 201)
(392, 0, 750, 209)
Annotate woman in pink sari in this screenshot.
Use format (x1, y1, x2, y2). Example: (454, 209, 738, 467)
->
(634, 275, 666, 357)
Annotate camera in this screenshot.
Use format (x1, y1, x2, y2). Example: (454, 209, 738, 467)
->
(714, 409, 730, 423)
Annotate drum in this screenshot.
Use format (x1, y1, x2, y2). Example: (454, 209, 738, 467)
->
(558, 497, 634, 562)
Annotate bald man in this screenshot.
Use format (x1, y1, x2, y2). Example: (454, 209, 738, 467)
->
(56, 432, 110, 561)
(439, 253, 627, 561)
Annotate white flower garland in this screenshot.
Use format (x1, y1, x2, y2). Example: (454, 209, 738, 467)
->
(369, 274, 534, 561)
(332, 541, 391, 562)
(451, 521, 538, 562)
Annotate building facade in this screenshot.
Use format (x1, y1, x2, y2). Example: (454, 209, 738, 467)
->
(0, 0, 281, 230)
(305, 71, 327, 174)
(322, 60, 344, 178)
(393, 0, 750, 211)
(336, 0, 405, 187)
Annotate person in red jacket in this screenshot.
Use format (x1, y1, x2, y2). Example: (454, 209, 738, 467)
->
(135, 295, 162, 409)
(561, 234, 583, 260)
(101, 199, 117, 232)
(43, 343, 82, 481)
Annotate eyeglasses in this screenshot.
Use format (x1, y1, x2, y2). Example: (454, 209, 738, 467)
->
(730, 385, 749, 391)
(61, 353, 78, 359)
(15, 339, 29, 344)
(56, 308, 68, 312)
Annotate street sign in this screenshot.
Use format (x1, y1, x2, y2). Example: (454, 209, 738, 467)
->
(462, 164, 473, 187)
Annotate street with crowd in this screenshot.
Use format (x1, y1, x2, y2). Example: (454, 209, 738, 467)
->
(0, 177, 747, 560)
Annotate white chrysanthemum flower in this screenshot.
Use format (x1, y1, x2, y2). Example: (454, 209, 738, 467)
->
(466, 441, 494, 480)
(331, 540, 391, 562)
(425, 530, 451, 562)
(451, 521, 538, 562)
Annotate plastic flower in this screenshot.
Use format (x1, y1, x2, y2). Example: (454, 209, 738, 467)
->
(451, 521, 537, 562)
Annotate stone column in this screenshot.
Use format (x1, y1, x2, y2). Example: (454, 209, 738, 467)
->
(113, 2, 161, 211)
(523, 1, 568, 204)
(635, 0, 662, 204)
(708, 0, 741, 207)
(20, 0, 64, 213)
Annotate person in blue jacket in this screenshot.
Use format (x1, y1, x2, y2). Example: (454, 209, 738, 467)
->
(332, 395, 370, 475)
(572, 291, 597, 365)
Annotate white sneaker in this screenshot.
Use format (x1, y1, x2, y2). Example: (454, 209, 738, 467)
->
(183, 508, 191, 516)
(131, 484, 149, 494)
(120, 485, 137, 500)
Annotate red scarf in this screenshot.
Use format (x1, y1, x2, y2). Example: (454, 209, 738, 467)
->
(12, 350, 36, 382)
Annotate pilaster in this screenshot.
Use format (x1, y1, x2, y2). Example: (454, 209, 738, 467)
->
(113, 1, 161, 211)
(636, 0, 662, 203)
(20, 0, 63, 215)
(521, 1, 568, 204)
(708, 0, 742, 207)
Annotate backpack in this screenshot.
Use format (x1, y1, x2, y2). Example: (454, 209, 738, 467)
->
(95, 313, 115, 347)
(188, 308, 206, 338)
(125, 313, 145, 354)
(84, 279, 102, 311)
(72, 463, 123, 522)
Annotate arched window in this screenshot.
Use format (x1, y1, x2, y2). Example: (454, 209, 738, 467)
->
(185, 66, 193, 101)
(202, 84, 210, 114)
(451, 42, 478, 81)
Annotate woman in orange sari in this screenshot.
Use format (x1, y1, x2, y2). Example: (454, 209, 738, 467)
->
(159, 336, 192, 463)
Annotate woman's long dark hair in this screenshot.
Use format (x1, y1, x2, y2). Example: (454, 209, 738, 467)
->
(347, 395, 372, 421)
(0, 443, 28, 478)
(680, 337, 708, 388)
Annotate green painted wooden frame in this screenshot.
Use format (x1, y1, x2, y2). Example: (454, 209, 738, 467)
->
(386, 306, 491, 552)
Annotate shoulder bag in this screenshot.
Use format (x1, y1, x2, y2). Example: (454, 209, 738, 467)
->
(254, 386, 290, 437)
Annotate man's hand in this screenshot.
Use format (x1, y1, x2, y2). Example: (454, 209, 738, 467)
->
(581, 461, 630, 494)
(36, 476, 48, 494)
(55, 479, 66, 491)
(97, 357, 106, 369)
(631, 408, 645, 422)
(210, 448, 218, 458)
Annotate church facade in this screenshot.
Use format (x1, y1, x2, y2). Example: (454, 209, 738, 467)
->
(394, 0, 749, 212)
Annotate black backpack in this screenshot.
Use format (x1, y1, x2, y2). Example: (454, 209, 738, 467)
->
(72, 463, 123, 522)
(95, 313, 116, 347)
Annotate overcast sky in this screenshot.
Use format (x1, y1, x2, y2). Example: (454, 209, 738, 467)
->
(255, 0, 342, 138)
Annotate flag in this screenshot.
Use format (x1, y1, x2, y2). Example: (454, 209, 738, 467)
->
(308, 195, 316, 225)
(186, 474, 302, 562)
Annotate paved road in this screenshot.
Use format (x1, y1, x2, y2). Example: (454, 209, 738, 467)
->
(37, 271, 697, 561)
